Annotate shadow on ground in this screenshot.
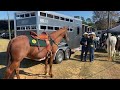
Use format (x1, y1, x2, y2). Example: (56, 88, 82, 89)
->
(19, 70, 50, 78)
(95, 49, 107, 53)
(0, 51, 46, 79)
(0, 52, 45, 67)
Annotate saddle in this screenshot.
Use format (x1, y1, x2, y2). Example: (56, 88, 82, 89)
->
(30, 31, 51, 52)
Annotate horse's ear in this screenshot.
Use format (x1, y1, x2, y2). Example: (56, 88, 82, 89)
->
(30, 31, 38, 36)
(63, 26, 68, 30)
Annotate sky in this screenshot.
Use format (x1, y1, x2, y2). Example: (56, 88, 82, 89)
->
(0, 11, 93, 20)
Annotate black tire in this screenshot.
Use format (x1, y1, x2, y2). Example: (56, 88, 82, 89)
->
(54, 50, 64, 64)
(64, 48, 71, 60)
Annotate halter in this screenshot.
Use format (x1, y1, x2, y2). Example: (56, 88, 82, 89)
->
(48, 30, 68, 46)
(48, 34, 58, 46)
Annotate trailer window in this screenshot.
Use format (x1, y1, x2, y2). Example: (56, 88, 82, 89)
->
(40, 12, 46, 17)
(77, 27, 80, 35)
(21, 27, 25, 30)
(20, 14, 24, 18)
(48, 26, 53, 30)
(66, 18, 69, 21)
(47, 14, 53, 18)
(31, 26, 36, 29)
(41, 26, 46, 29)
(31, 12, 35, 16)
(17, 27, 20, 30)
(70, 28, 73, 31)
(54, 16, 59, 19)
(55, 27, 59, 30)
(60, 17, 64, 20)
(25, 13, 30, 17)
(16, 15, 19, 17)
(70, 19, 73, 22)
(16, 15, 21, 19)
(26, 26, 30, 30)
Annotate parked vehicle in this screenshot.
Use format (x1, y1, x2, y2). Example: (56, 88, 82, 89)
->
(0, 32, 14, 39)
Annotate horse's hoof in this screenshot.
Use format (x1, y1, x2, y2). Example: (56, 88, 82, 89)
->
(44, 73, 48, 75)
(49, 74, 53, 78)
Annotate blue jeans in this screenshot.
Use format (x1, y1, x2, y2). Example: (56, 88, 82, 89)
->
(81, 46, 88, 61)
(89, 47, 94, 61)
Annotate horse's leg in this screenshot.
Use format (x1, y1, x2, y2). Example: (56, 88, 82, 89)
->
(107, 43, 110, 61)
(44, 57, 49, 75)
(111, 44, 116, 61)
(109, 45, 112, 61)
(4, 61, 20, 79)
(15, 63, 20, 79)
(114, 50, 116, 60)
(114, 50, 116, 61)
(49, 53, 54, 78)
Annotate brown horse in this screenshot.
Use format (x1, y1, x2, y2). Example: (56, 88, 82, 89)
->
(4, 27, 69, 79)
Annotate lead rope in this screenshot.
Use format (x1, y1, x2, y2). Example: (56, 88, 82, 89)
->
(37, 38, 40, 51)
(48, 34, 58, 46)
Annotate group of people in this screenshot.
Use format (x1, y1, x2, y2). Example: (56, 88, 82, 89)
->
(80, 32, 96, 62)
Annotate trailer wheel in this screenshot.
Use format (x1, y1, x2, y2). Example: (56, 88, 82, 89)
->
(54, 50, 64, 64)
(64, 48, 71, 60)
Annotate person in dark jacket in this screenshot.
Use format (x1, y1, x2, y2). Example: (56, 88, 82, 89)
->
(80, 32, 89, 61)
(88, 32, 96, 62)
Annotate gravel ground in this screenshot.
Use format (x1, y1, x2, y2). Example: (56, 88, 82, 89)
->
(0, 39, 120, 79)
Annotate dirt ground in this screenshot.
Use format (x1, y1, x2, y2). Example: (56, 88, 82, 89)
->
(0, 39, 120, 79)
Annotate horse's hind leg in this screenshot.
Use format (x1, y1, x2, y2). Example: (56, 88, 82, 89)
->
(111, 45, 116, 61)
(4, 67, 12, 79)
(4, 61, 20, 79)
(108, 45, 112, 61)
(15, 63, 20, 79)
(112, 50, 116, 61)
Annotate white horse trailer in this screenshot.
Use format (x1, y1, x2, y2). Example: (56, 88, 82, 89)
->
(14, 11, 82, 63)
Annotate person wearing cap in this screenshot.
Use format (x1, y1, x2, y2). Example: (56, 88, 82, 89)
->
(88, 32, 96, 62)
(80, 32, 89, 61)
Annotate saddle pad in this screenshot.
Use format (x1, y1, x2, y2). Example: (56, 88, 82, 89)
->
(27, 35, 47, 47)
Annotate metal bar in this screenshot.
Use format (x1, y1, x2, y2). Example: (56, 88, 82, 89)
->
(7, 11, 11, 40)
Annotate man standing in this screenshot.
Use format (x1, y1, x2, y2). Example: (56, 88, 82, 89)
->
(88, 32, 96, 62)
(80, 32, 89, 62)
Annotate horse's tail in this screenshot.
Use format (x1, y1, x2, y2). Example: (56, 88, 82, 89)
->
(6, 40, 13, 67)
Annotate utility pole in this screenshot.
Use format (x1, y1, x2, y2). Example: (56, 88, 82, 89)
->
(108, 11, 110, 30)
(107, 11, 111, 60)
(7, 11, 11, 40)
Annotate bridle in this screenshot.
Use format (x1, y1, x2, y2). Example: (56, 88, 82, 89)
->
(48, 30, 68, 46)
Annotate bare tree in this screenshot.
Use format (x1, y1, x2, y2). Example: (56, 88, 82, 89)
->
(92, 11, 120, 30)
